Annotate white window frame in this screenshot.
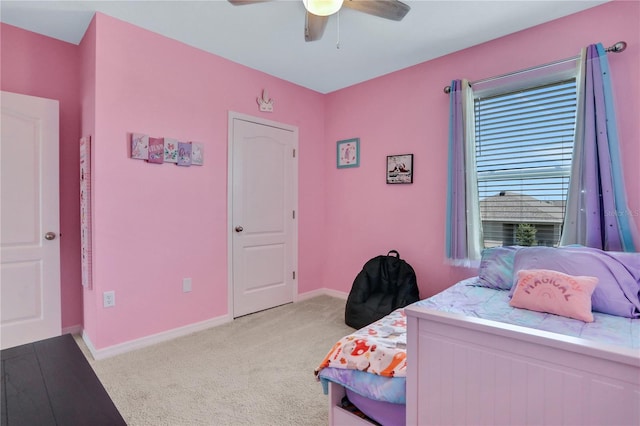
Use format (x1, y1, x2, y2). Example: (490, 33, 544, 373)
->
(471, 62, 579, 249)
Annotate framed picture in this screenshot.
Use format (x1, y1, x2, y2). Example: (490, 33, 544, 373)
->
(337, 138, 360, 168)
(387, 154, 413, 184)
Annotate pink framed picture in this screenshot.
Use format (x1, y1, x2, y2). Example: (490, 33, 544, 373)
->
(337, 138, 359, 168)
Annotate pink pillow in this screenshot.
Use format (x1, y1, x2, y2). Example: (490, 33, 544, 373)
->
(510, 269, 599, 322)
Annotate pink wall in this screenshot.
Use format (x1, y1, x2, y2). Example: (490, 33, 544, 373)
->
(78, 16, 98, 339)
(2, 1, 637, 350)
(323, 0, 640, 298)
(84, 13, 327, 349)
(1, 24, 83, 330)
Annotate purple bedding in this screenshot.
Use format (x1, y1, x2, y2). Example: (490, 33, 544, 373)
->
(509, 246, 640, 318)
(345, 388, 405, 426)
(320, 280, 639, 399)
(320, 248, 640, 424)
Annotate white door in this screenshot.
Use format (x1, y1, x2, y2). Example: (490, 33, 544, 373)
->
(1, 91, 61, 349)
(229, 113, 298, 318)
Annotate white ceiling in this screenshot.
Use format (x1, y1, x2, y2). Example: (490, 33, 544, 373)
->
(0, 0, 609, 94)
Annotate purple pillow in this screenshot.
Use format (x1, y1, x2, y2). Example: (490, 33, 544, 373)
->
(511, 246, 640, 318)
(608, 251, 640, 272)
(477, 246, 521, 290)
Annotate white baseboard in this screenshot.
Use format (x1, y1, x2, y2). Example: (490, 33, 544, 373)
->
(62, 324, 82, 336)
(81, 289, 343, 360)
(297, 288, 348, 301)
(82, 314, 232, 360)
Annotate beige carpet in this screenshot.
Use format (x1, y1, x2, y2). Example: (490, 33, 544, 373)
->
(76, 295, 353, 426)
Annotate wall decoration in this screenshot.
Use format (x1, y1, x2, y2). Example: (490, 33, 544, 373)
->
(80, 136, 92, 289)
(177, 141, 192, 166)
(257, 89, 274, 112)
(191, 142, 204, 166)
(337, 138, 360, 168)
(148, 137, 164, 164)
(164, 138, 178, 163)
(129, 134, 204, 167)
(131, 133, 149, 160)
(387, 154, 413, 184)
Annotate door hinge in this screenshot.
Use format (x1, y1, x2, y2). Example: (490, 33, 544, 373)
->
(293, 148, 296, 158)
(293, 271, 296, 280)
(292, 210, 296, 219)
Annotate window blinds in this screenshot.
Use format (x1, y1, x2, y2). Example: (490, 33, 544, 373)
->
(474, 80, 577, 248)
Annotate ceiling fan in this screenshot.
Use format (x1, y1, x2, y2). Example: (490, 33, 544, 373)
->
(227, 0, 411, 42)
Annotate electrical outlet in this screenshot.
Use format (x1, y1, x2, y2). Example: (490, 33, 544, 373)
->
(103, 290, 115, 308)
(182, 278, 192, 293)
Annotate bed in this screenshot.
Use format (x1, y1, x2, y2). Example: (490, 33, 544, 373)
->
(315, 246, 640, 425)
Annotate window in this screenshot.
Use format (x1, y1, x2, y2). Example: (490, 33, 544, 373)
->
(474, 79, 577, 248)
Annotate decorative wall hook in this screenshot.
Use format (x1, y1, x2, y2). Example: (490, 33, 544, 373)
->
(257, 89, 274, 112)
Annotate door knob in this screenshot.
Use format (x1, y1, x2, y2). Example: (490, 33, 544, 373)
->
(44, 232, 57, 240)
(235, 226, 244, 232)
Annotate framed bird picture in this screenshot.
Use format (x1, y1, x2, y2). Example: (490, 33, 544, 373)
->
(386, 154, 413, 184)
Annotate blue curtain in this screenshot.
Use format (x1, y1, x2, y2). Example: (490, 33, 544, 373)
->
(561, 44, 638, 251)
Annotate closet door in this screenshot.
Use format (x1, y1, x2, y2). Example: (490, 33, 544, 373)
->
(229, 113, 298, 317)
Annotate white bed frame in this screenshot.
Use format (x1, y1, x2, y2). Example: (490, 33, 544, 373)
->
(325, 308, 639, 426)
(405, 306, 640, 426)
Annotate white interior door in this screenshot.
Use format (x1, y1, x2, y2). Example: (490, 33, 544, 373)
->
(1, 91, 61, 349)
(229, 113, 298, 318)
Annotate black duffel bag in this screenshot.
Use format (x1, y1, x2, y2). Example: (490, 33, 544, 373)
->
(345, 250, 420, 329)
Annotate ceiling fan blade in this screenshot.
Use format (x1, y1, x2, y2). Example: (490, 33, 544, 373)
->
(305, 12, 329, 42)
(227, 0, 273, 5)
(342, 0, 410, 21)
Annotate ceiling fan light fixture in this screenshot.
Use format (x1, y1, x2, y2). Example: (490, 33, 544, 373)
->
(303, 0, 344, 16)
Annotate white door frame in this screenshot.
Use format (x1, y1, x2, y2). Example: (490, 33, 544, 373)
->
(227, 111, 299, 318)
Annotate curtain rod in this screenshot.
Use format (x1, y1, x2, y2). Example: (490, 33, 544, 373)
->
(443, 41, 627, 94)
